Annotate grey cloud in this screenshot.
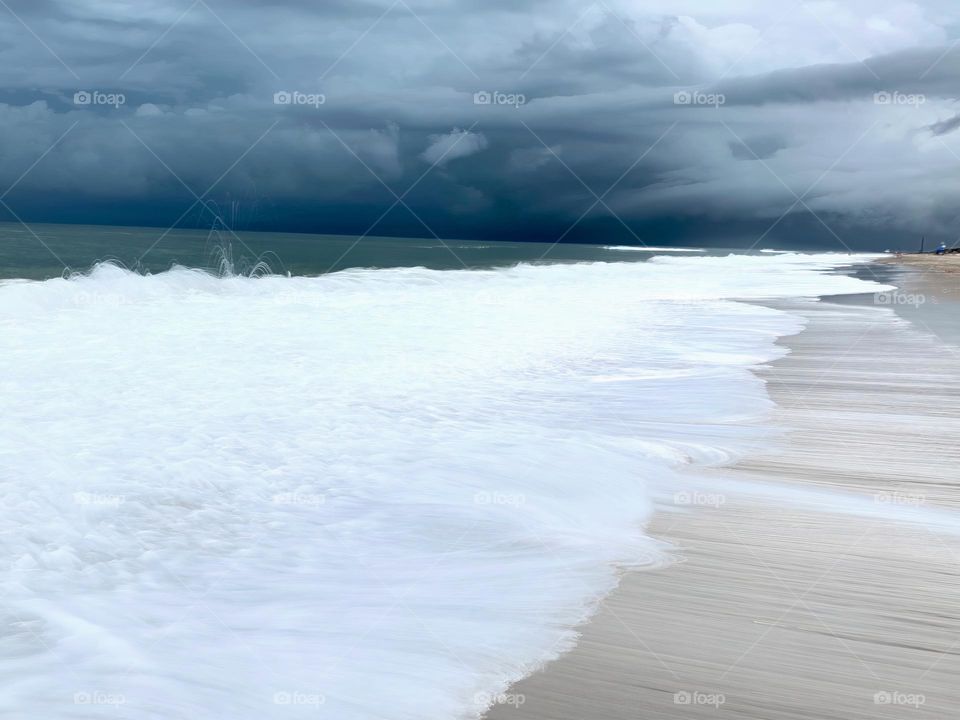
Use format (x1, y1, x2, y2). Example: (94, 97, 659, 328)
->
(712, 46, 960, 106)
(928, 113, 960, 135)
(2, 0, 960, 250)
(729, 136, 787, 160)
(421, 129, 488, 166)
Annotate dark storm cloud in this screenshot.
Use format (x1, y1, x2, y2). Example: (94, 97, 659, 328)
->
(713, 46, 960, 106)
(2, 0, 960, 250)
(927, 113, 960, 135)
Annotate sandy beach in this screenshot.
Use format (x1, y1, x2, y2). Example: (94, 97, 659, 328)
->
(486, 260, 960, 720)
(880, 253, 960, 274)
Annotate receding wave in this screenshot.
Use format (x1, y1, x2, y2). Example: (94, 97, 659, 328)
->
(0, 254, 889, 719)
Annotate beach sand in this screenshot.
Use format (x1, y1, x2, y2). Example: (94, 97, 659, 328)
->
(486, 265, 960, 720)
(880, 253, 960, 274)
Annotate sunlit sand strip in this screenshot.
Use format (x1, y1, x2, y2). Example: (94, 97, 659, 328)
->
(486, 286, 960, 720)
(881, 253, 960, 274)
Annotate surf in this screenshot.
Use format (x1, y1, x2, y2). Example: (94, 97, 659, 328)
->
(0, 253, 888, 719)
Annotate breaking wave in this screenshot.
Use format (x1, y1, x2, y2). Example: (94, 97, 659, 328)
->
(0, 254, 887, 719)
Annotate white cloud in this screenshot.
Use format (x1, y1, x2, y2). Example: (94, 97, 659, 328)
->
(357, 122, 402, 179)
(509, 145, 560, 172)
(135, 103, 163, 117)
(421, 129, 488, 166)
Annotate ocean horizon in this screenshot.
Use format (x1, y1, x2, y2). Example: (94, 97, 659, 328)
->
(0, 221, 838, 281)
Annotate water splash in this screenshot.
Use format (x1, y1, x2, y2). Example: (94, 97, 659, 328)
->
(202, 206, 284, 278)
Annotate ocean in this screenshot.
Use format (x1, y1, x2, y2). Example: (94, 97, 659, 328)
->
(2, 221, 748, 280)
(0, 225, 890, 719)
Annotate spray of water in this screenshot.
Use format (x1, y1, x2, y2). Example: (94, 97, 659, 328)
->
(202, 203, 284, 278)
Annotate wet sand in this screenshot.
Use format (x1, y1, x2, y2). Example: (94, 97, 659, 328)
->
(486, 267, 960, 720)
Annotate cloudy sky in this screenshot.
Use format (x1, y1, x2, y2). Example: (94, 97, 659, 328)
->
(2, 0, 960, 249)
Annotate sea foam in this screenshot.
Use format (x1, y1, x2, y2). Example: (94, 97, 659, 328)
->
(0, 254, 887, 719)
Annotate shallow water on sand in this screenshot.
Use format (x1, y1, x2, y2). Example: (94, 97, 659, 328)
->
(0, 253, 888, 719)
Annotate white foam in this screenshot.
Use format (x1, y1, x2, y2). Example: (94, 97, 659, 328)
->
(0, 254, 887, 719)
(604, 245, 706, 252)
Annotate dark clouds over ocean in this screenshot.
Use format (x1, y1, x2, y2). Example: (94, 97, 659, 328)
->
(2, 0, 960, 249)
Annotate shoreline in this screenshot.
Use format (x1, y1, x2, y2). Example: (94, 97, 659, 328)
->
(485, 263, 960, 719)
